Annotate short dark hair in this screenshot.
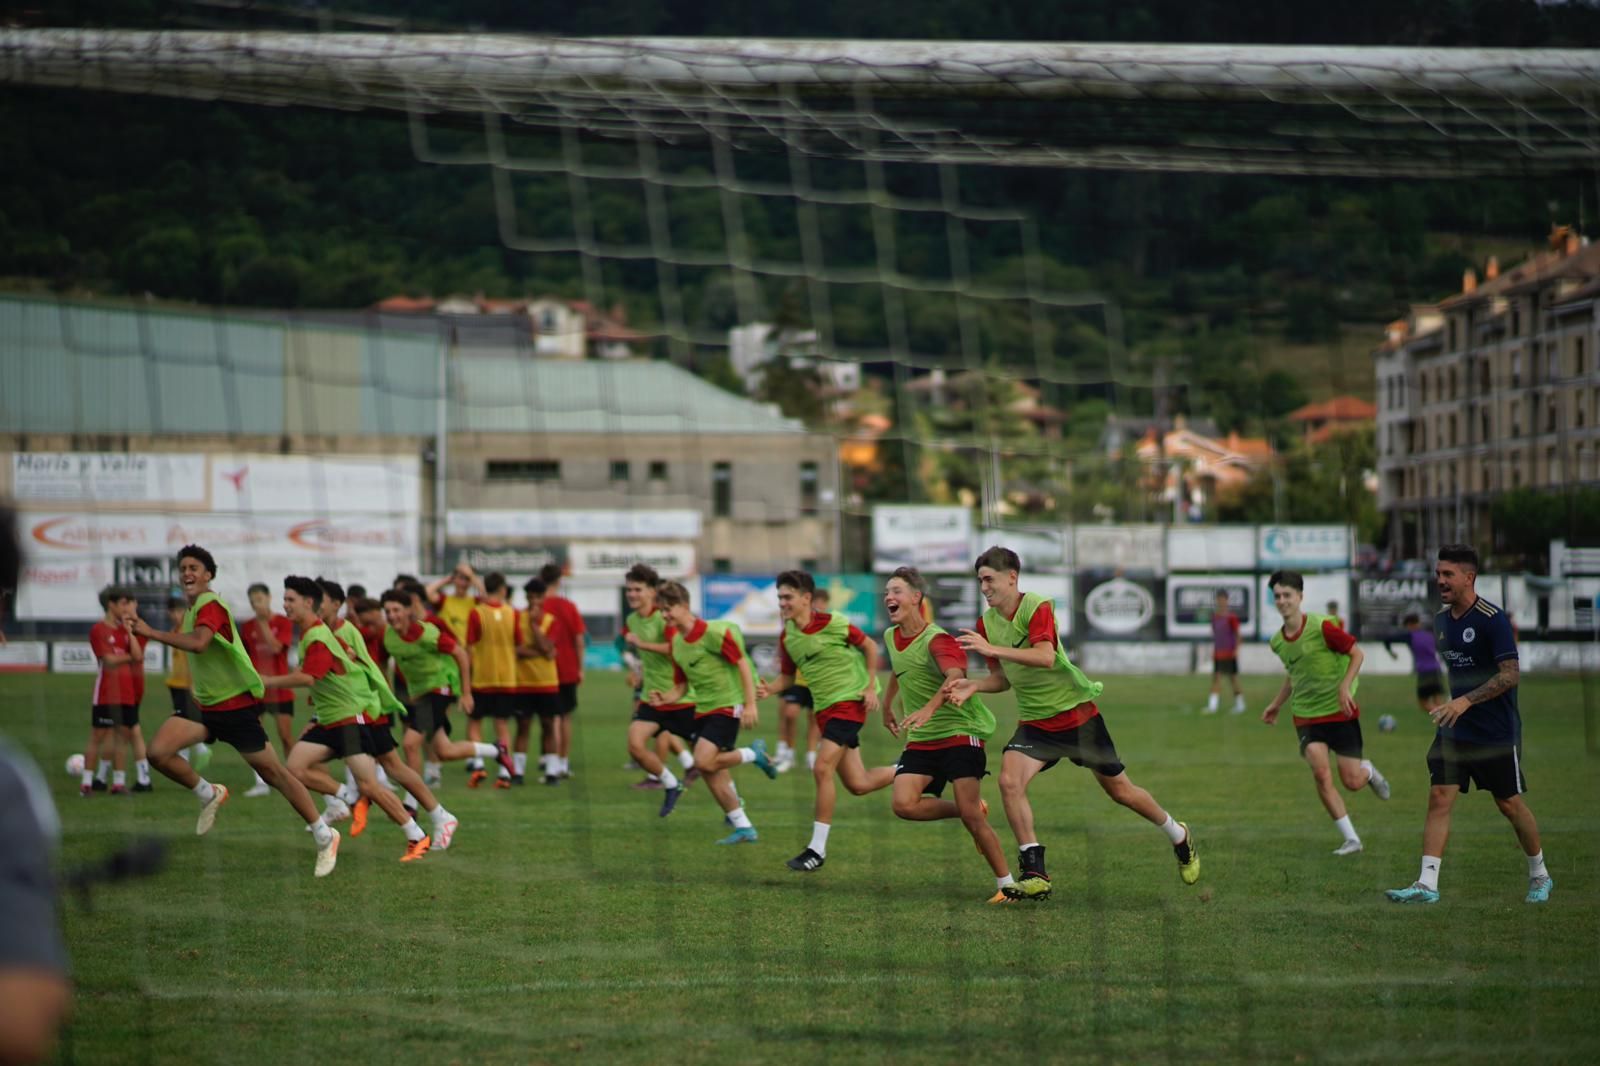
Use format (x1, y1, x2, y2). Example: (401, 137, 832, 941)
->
(813, 588, 831, 606)
(1215, 589, 1231, 601)
(888, 566, 926, 596)
(346, 583, 368, 601)
(523, 577, 547, 598)
(483, 571, 507, 595)
(167, 594, 186, 609)
(392, 573, 419, 588)
(98, 584, 132, 609)
(624, 563, 659, 586)
(1403, 613, 1420, 626)
(350, 596, 382, 615)
(177, 544, 217, 578)
(1438, 544, 1480, 571)
(316, 577, 345, 604)
(539, 563, 563, 585)
(775, 569, 815, 595)
(656, 581, 690, 608)
(380, 588, 412, 609)
(247, 582, 270, 598)
(284, 575, 322, 606)
(398, 581, 428, 606)
(1268, 569, 1304, 592)
(974, 546, 1021, 575)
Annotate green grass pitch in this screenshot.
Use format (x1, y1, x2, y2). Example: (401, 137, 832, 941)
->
(4, 671, 1598, 1065)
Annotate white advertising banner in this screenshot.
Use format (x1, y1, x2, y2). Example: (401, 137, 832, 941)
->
(9, 453, 208, 506)
(448, 509, 703, 540)
(1166, 574, 1258, 640)
(1257, 525, 1352, 570)
(209, 454, 421, 515)
(1166, 527, 1256, 571)
(567, 541, 697, 579)
(16, 511, 419, 621)
(977, 526, 1071, 573)
(872, 505, 973, 573)
(0, 641, 49, 673)
(1074, 525, 1167, 574)
(51, 641, 98, 674)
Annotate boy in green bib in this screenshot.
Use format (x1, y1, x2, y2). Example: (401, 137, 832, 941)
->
(1262, 569, 1389, 856)
(620, 564, 699, 817)
(880, 567, 1017, 904)
(758, 570, 894, 872)
(132, 545, 338, 875)
(260, 576, 435, 866)
(947, 547, 1199, 900)
(647, 581, 775, 844)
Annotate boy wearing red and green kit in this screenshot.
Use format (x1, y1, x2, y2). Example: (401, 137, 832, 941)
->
(130, 545, 338, 875)
(946, 547, 1199, 901)
(757, 570, 893, 872)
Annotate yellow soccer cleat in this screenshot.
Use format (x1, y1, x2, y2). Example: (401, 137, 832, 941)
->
(1175, 822, 1200, 885)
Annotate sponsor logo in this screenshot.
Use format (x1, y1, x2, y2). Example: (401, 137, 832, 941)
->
(31, 516, 151, 551)
(1084, 578, 1155, 636)
(1463, 627, 1475, 643)
(287, 520, 406, 551)
(221, 466, 249, 492)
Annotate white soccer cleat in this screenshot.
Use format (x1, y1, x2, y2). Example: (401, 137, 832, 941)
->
(314, 828, 341, 877)
(322, 797, 352, 825)
(244, 781, 272, 798)
(773, 753, 795, 774)
(195, 784, 230, 836)
(1230, 699, 1246, 715)
(434, 817, 459, 851)
(1366, 766, 1391, 801)
(1333, 838, 1364, 856)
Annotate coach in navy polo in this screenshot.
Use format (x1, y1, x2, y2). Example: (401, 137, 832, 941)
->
(1386, 544, 1553, 906)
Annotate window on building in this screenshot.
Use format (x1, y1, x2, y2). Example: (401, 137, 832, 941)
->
(1512, 350, 1523, 388)
(648, 460, 669, 482)
(1481, 410, 1491, 443)
(1548, 446, 1559, 484)
(486, 460, 560, 482)
(1420, 374, 1429, 405)
(1449, 415, 1457, 448)
(1512, 305, 1521, 336)
(1448, 368, 1457, 400)
(610, 460, 630, 482)
(1481, 464, 1492, 492)
(1448, 319, 1457, 351)
(800, 558, 819, 572)
(711, 557, 732, 574)
(539, 308, 557, 333)
(1548, 400, 1559, 433)
(1480, 359, 1491, 392)
(712, 461, 732, 518)
(799, 461, 819, 516)
(1579, 336, 1587, 376)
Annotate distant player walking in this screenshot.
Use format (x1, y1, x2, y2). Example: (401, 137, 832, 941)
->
(1204, 589, 1245, 714)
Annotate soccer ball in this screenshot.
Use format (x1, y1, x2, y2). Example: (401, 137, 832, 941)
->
(65, 752, 86, 777)
(1378, 715, 1397, 733)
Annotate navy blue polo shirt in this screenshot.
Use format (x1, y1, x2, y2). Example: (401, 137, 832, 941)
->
(1434, 597, 1520, 746)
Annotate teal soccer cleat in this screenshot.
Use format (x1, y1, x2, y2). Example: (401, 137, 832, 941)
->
(716, 826, 759, 845)
(1526, 875, 1554, 904)
(1385, 882, 1440, 905)
(750, 739, 778, 780)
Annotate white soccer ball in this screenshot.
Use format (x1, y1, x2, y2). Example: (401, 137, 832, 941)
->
(65, 752, 86, 776)
(1378, 714, 1397, 733)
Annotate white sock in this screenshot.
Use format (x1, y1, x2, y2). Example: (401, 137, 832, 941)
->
(497, 763, 512, 779)
(678, 749, 695, 770)
(737, 747, 757, 764)
(777, 741, 794, 758)
(513, 752, 527, 775)
(1419, 855, 1442, 890)
(1334, 815, 1358, 843)
(997, 873, 1016, 889)
(344, 767, 357, 790)
(1206, 693, 1219, 710)
(96, 759, 111, 782)
(659, 768, 680, 790)
(1233, 694, 1246, 709)
(401, 819, 426, 843)
(728, 807, 753, 830)
(375, 765, 391, 787)
(324, 794, 350, 816)
(809, 821, 831, 857)
(1528, 851, 1548, 879)
(81, 770, 94, 788)
(135, 759, 151, 784)
(472, 743, 497, 759)
(424, 760, 442, 778)
(253, 770, 267, 787)
(560, 756, 570, 775)
(403, 795, 418, 813)
(179, 746, 192, 763)
(309, 818, 334, 847)
(111, 770, 126, 787)
(1360, 759, 1381, 785)
(806, 750, 816, 770)
(337, 782, 361, 806)
(193, 779, 216, 804)
(430, 804, 454, 826)
(1019, 840, 1040, 852)
(540, 754, 555, 774)
(1159, 815, 1187, 844)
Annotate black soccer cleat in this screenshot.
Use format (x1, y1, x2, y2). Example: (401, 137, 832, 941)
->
(132, 782, 153, 793)
(786, 847, 825, 872)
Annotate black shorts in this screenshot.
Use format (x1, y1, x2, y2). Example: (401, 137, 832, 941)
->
(894, 742, 988, 798)
(1212, 657, 1238, 676)
(633, 703, 697, 739)
(404, 692, 454, 738)
(692, 712, 742, 752)
(1416, 671, 1445, 699)
(168, 688, 197, 720)
(259, 697, 295, 717)
(198, 707, 270, 754)
(533, 690, 570, 718)
(299, 721, 373, 760)
(1428, 735, 1526, 799)
(558, 682, 579, 714)
(92, 703, 139, 729)
(819, 717, 865, 749)
(1004, 716, 1126, 777)
(364, 720, 398, 757)
(1296, 718, 1364, 759)
(779, 685, 814, 710)
(471, 692, 517, 719)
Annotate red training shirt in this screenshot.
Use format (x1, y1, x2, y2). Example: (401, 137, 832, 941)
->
(241, 612, 295, 706)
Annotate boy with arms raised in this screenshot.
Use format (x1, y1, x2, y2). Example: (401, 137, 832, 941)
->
(757, 570, 894, 872)
(946, 547, 1199, 900)
(129, 545, 339, 876)
(1263, 569, 1390, 856)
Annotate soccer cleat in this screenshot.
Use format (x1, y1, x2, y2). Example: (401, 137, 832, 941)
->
(986, 890, 1017, 905)
(1200, 704, 1219, 715)
(244, 781, 271, 798)
(684, 766, 703, 785)
(401, 835, 432, 863)
(110, 784, 127, 795)
(1333, 839, 1364, 856)
(543, 773, 560, 786)
(1526, 875, 1554, 904)
(79, 783, 93, 797)
(633, 776, 665, 790)
(716, 826, 759, 845)
(434, 817, 459, 851)
(1231, 698, 1247, 714)
(750, 739, 778, 780)
(1003, 874, 1052, 901)
(314, 828, 341, 877)
(1385, 882, 1440, 904)
(1367, 767, 1391, 801)
(659, 785, 685, 818)
(422, 767, 442, 786)
(133, 781, 153, 793)
(511, 774, 526, 786)
(787, 847, 825, 871)
(350, 797, 370, 837)
(467, 769, 487, 789)
(323, 798, 351, 825)
(1175, 823, 1200, 884)
(495, 744, 517, 778)
(195, 784, 229, 836)
(92, 779, 108, 792)
(773, 752, 795, 774)
(494, 776, 512, 790)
